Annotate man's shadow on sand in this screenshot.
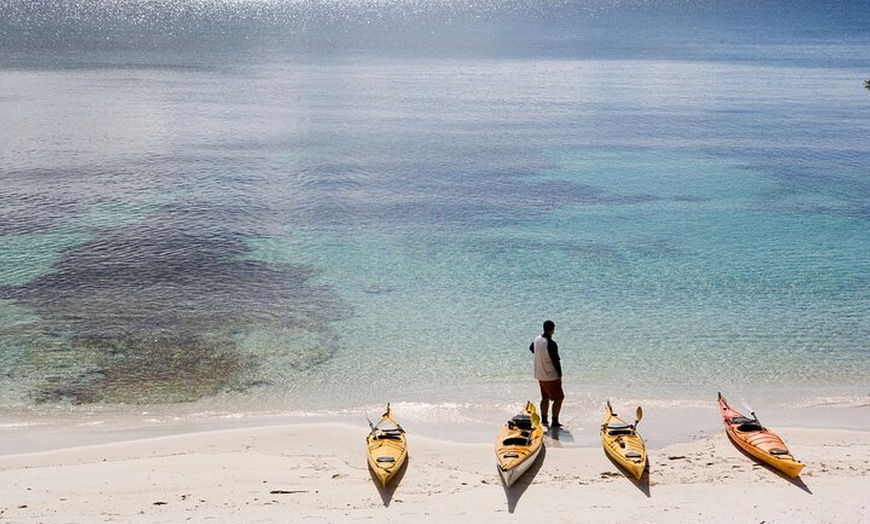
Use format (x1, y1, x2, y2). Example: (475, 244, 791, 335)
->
(544, 426, 574, 446)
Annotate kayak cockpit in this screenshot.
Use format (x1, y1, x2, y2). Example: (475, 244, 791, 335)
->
(605, 422, 635, 436)
(508, 415, 534, 430)
(730, 416, 763, 432)
(503, 435, 531, 446)
(374, 428, 404, 440)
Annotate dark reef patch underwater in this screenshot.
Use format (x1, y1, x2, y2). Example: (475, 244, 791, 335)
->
(0, 208, 352, 404)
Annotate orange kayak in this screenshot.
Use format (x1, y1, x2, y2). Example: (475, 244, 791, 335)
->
(717, 392, 804, 478)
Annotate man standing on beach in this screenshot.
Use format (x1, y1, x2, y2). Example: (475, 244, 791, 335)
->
(529, 320, 564, 428)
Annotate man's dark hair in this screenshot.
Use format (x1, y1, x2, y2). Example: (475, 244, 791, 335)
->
(543, 320, 555, 332)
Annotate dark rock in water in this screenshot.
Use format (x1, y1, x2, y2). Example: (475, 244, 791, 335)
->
(0, 210, 352, 405)
(33, 334, 247, 404)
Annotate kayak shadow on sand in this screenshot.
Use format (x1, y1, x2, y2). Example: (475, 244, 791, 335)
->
(603, 453, 651, 497)
(372, 457, 410, 506)
(504, 445, 547, 513)
(781, 472, 811, 494)
(726, 439, 812, 494)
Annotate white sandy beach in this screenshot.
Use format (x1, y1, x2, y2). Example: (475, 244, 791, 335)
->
(2, 420, 868, 524)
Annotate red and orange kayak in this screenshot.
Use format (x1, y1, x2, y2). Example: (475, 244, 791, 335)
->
(717, 392, 804, 478)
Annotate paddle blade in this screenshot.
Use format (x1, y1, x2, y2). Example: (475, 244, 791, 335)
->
(525, 400, 541, 428)
(635, 406, 643, 425)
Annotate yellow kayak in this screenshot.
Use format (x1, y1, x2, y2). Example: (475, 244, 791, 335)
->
(600, 400, 647, 480)
(495, 401, 544, 487)
(366, 404, 408, 488)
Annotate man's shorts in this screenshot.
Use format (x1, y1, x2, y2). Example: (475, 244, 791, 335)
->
(538, 379, 565, 401)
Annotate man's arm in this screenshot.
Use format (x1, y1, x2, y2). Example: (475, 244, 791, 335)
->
(548, 340, 562, 377)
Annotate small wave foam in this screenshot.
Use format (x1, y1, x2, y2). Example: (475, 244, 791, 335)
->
(791, 395, 870, 409)
(0, 420, 50, 428)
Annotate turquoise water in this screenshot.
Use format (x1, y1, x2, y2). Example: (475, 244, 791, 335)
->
(0, 1, 868, 442)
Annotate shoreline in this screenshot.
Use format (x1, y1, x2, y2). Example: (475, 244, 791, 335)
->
(1, 422, 868, 523)
(2, 395, 868, 456)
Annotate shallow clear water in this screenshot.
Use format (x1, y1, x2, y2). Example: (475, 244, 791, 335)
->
(1, 0, 868, 442)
